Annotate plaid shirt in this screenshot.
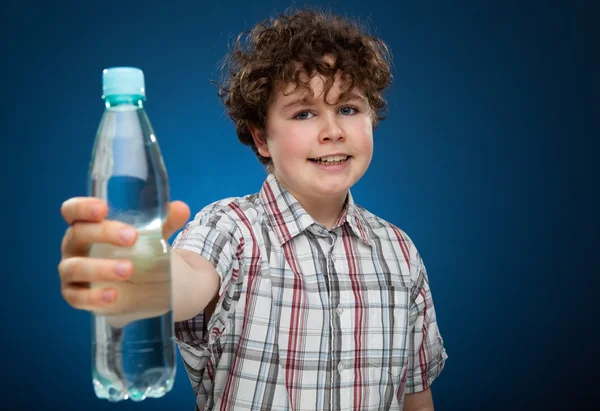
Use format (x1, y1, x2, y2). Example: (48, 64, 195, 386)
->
(172, 174, 447, 410)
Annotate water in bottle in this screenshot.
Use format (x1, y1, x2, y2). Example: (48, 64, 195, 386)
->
(87, 67, 176, 402)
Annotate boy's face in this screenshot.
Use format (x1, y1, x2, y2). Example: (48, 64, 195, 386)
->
(252, 69, 374, 207)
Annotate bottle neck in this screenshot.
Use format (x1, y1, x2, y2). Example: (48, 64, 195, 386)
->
(104, 94, 145, 108)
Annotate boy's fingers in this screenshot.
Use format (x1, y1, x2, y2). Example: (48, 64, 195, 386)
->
(163, 200, 191, 239)
(61, 197, 107, 225)
(62, 220, 138, 258)
(62, 285, 117, 311)
(59, 257, 133, 285)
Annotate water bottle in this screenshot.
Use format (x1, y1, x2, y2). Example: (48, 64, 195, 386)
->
(87, 67, 176, 402)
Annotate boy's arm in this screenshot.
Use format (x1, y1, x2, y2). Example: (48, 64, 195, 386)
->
(171, 248, 220, 322)
(404, 388, 434, 411)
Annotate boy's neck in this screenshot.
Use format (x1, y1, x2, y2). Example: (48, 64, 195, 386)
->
(299, 194, 347, 230)
(274, 175, 347, 230)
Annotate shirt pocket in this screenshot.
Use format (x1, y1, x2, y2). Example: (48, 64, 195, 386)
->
(365, 285, 410, 383)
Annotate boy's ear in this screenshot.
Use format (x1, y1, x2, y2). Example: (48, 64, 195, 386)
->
(248, 123, 271, 158)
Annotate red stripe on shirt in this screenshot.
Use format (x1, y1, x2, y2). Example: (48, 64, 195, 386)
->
(343, 225, 365, 409)
(263, 181, 291, 244)
(263, 182, 305, 409)
(390, 225, 411, 271)
(220, 202, 262, 410)
(418, 287, 429, 389)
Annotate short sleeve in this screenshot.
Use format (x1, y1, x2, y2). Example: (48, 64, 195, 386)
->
(405, 247, 448, 393)
(170, 201, 243, 356)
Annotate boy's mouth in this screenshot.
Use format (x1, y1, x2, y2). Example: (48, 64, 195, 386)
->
(308, 155, 350, 165)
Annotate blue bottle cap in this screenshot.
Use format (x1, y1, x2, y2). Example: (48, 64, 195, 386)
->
(102, 67, 146, 98)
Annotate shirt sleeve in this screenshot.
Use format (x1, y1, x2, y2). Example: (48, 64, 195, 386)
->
(170, 201, 243, 355)
(405, 246, 448, 393)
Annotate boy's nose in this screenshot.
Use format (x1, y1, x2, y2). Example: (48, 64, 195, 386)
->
(318, 113, 344, 143)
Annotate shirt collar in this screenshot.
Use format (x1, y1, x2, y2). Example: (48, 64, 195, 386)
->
(336, 190, 374, 247)
(259, 173, 373, 247)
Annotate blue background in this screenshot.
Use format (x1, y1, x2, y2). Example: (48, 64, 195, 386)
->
(2, 0, 597, 410)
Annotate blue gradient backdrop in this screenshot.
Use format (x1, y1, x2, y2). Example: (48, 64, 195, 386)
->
(2, 1, 597, 410)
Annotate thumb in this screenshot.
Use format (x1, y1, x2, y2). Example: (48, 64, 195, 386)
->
(163, 200, 191, 240)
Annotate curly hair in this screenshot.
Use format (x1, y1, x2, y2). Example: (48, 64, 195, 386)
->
(216, 8, 393, 170)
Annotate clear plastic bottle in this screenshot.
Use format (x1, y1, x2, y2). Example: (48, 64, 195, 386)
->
(87, 67, 175, 402)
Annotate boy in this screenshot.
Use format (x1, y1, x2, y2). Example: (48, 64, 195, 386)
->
(58, 8, 447, 411)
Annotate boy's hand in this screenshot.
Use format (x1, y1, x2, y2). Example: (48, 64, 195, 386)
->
(58, 197, 190, 314)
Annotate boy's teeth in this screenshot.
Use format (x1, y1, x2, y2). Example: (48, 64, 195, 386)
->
(313, 155, 348, 163)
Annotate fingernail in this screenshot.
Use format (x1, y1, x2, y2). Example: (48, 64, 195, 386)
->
(102, 289, 116, 303)
(120, 228, 136, 243)
(115, 262, 131, 277)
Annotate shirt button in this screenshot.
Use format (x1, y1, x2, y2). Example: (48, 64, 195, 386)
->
(337, 362, 344, 373)
(336, 306, 344, 316)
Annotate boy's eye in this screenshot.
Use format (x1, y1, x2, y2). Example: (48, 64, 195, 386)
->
(295, 111, 313, 120)
(339, 106, 357, 115)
